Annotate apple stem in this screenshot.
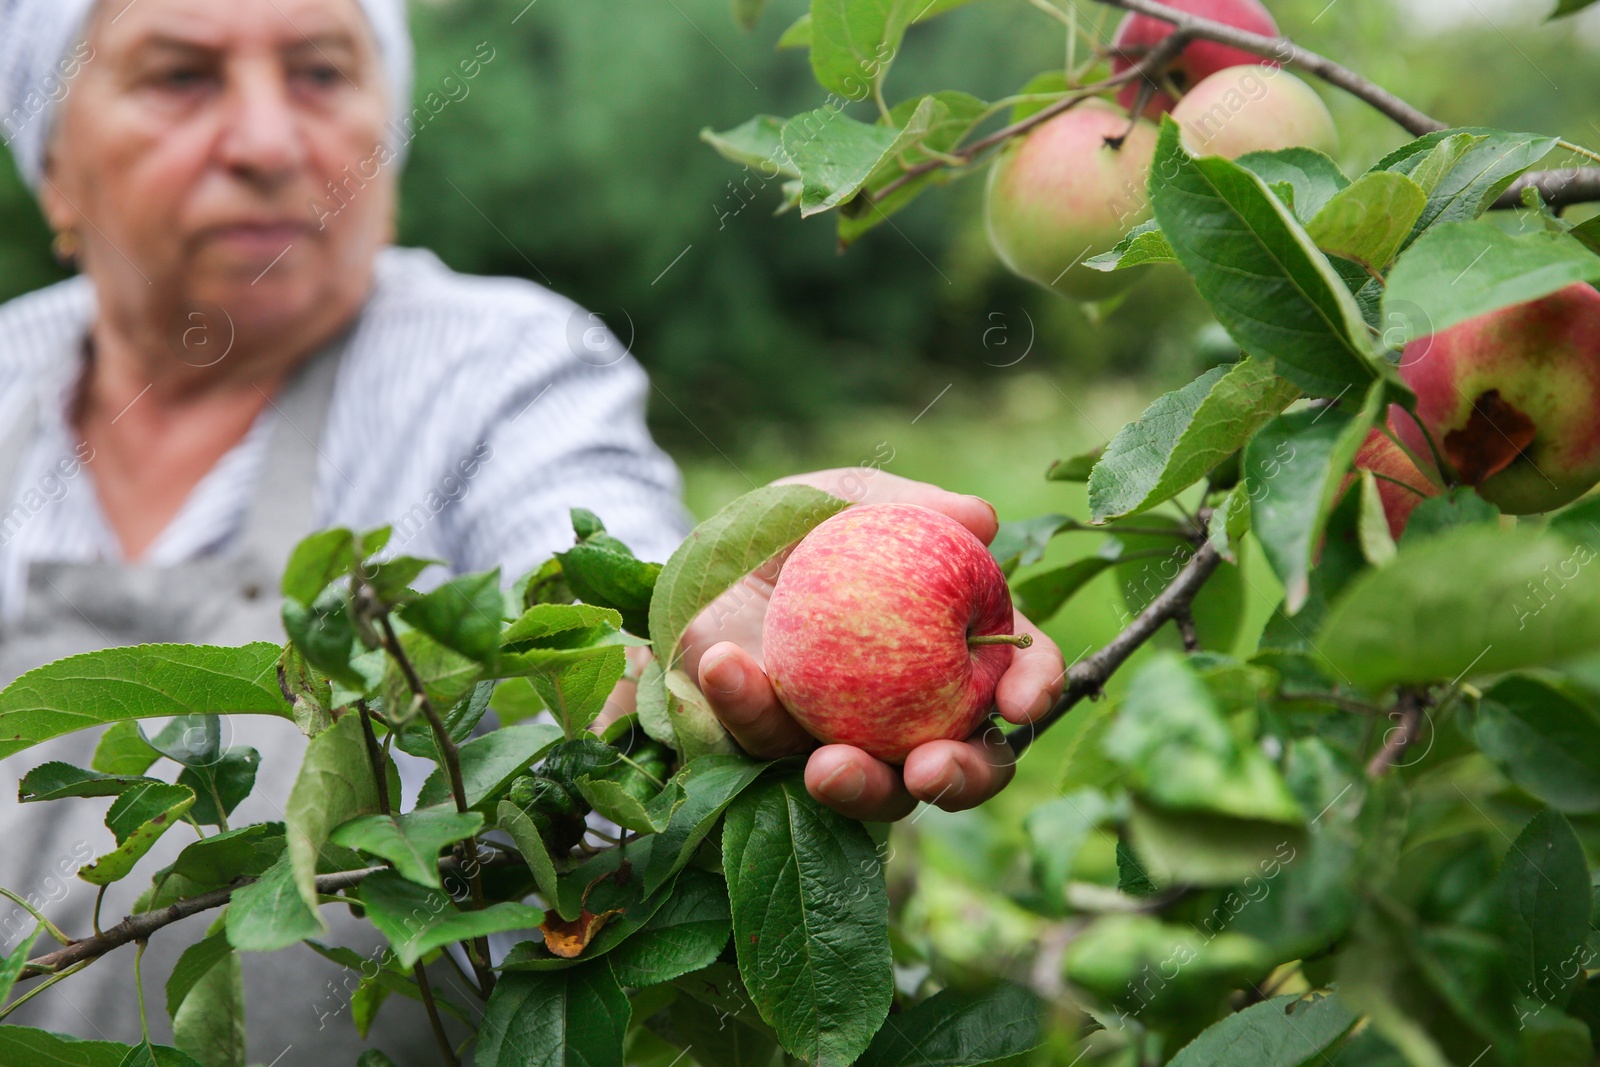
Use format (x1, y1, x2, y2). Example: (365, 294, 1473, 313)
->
(967, 633, 1033, 649)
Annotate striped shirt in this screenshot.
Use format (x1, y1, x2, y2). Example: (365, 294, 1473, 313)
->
(0, 245, 694, 622)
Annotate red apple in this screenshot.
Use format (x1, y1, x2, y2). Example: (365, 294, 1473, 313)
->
(1112, 0, 1280, 118)
(985, 98, 1158, 302)
(1396, 283, 1600, 515)
(761, 503, 1028, 765)
(1169, 66, 1339, 159)
(1352, 420, 1440, 540)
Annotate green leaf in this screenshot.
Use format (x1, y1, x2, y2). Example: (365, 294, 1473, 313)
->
(165, 932, 233, 1018)
(1305, 171, 1427, 271)
(1475, 676, 1600, 814)
(1383, 221, 1600, 344)
(1551, 0, 1600, 16)
(329, 810, 484, 889)
(358, 870, 544, 969)
(1089, 360, 1300, 522)
(476, 965, 631, 1067)
(734, 0, 767, 30)
(1497, 809, 1589, 1004)
(282, 590, 363, 689)
(281, 528, 357, 604)
(0, 643, 287, 760)
(18, 762, 158, 802)
(1356, 471, 1398, 566)
(1317, 526, 1600, 689)
(415, 723, 564, 809)
(1378, 127, 1559, 239)
(283, 712, 380, 927)
(497, 800, 562, 905)
(987, 513, 1075, 576)
(92, 721, 160, 776)
(0, 1029, 139, 1066)
(527, 646, 628, 738)
(838, 92, 988, 245)
(381, 630, 483, 713)
(224, 854, 322, 952)
(606, 867, 732, 988)
(642, 754, 768, 896)
(782, 110, 904, 218)
(777, 11, 811, 46)
(501, 602, 624, 650)
(855, 982, 1043, 1067)
(79, 782, 197, 886)
(1167, 991, 1357, 1066)
(1149, 118, 1377, 397)
(1023, 790, 1114, 912)
(1245, 381, 1382, 613)
(556, 544, 661, 636)
(1084, 218, 1177, 272)
(0, 927, 39, 1006)
(722, 777, 892, 1066)
(1105, 653, 1302, 825)
(395, 679, 495, 761)
(399, 569, 506, 664)
(1012, 551, 1120, 623)
(171, 941, 244, 1067)
(1399, 488, 1499, 545)
(1046, 447, 1102, 482)
(177, 748, 259, 827)
(1235, 148, 1350, 222)
(807, 0, 906, 101)
(575, 774, 665, 834)
(502, 842, 675, 967)
(150, 824, 286, 907)
(117, 1041, 206, 1067)
(700, 116, 797, 176)
(659, 993, 779, 1067)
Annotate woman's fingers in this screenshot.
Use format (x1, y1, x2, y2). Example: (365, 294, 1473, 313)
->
(776, 469, 1000, 546)
(697, 640, 815, 759)
(994, 610, 1066, 725)
(804, 745, 918, 822)
(901, 731, 1019, 813)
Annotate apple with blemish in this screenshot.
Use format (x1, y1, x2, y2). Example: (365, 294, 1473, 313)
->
(1395, 282, 1600, 515)
(1352, 421, 1440, 540)
(761, 503, 1031, 765)
(1169, 65, 1339, 159)
(984, 99, 1158, 301)
(1111, 0, 1281, 117)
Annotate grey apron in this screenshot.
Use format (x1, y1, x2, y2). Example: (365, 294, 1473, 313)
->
(0, 340, 462, 1065)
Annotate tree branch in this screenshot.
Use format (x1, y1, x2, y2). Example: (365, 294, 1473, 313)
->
(1366, 686, 1432, 778)
(1007, 534, 1222, 755)
(1093, 0, 1446, 136)
(1493, 166, 1600, 212)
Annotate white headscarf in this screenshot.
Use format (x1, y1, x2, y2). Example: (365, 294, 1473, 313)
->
(0, 0, 414, 190)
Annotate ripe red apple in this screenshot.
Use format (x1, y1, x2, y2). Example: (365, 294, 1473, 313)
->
(1169, 66, 1339, 159)
(1112, 0, 1280, 118)
(985, 99, 1158, 302)
(1352, 421, 1440, 540)
(1395, 283, 1600, 515)
(761, 503, 1030, 765)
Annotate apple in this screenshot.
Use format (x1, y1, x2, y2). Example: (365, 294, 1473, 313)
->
(1352, 421, 1440, 540)
(985, 99, 1158, 301)
(761, 502, 1031, 765)
(1112, 0, 1280, 118)
(1168, 65, 1339, 159)
(1395, 282, 1600, 515)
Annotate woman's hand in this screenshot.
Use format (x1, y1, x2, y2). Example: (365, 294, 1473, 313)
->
(677, 469, 1066, 821)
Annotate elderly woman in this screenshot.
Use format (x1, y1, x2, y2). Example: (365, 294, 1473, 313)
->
(0, 0, 1064, 1060)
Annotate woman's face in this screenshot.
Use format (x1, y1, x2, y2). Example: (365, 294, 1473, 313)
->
(41, 0, 395, 349)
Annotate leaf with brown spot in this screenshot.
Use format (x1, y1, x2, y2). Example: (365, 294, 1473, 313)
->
(539, 907, 624, 958)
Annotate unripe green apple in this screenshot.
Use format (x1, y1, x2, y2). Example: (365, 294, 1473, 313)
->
(1111, 0, 1280, 118)
(761, 503, 1030, 765)
(985, 99, 1158, 302)
(1395, 283, 1600, 515)
(1169, 65, 1339, 159)
(1352, 421, 1440, 540)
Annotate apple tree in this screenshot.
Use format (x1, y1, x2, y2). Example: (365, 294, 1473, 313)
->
(6, 1, 1600, 1065)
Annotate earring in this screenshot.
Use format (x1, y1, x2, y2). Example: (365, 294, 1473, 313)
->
(52, 229, 80, 267)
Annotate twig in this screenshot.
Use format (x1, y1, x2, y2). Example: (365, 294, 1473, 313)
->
(16, 856, 521, 983)
(1094, 0, 1445, 136)
(375, 614, 496, 996)
(414, 959, 461, 1067)
(1493, 167, 1600, 211)
(0, 886, 75, 947)
(357, 699, 392, 816)
(1174, 609, 1200, 653)
(1008, 536, 1223, 755)
(1365, 686, 1431, 777)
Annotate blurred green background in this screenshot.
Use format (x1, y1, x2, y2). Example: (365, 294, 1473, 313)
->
(3, 0, 1600, 1013)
